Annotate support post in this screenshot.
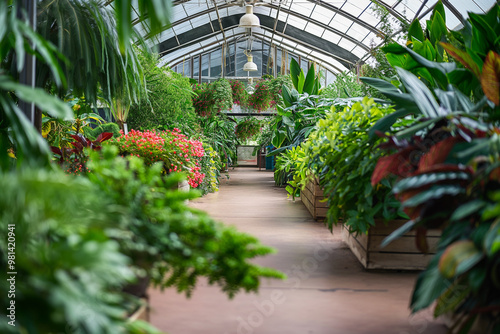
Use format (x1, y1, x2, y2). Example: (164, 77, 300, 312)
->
(17, 0, 39, 130)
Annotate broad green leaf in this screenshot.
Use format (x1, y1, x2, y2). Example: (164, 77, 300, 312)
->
(290, 58, 301, 89)
(395, 117, 443, 139)
(115, 0, 132, 54)
(368, 108, 414, 139)
(393, 172, 470, 194)
(450, 200, 487, 221)
(469, 12, 497, 46)
(434, 281, 471, 317)
(402, 185, 464, 208)
(411, 253, 451, 311)
(396, 67, 441, 118)
(303, 64, 316, 95)
(0, 77, 73, 120)
(297, 71, 306, 94)
(360, 77, 400, 92)
(430, 11, 447, 46)
(408, 19, 424, 42)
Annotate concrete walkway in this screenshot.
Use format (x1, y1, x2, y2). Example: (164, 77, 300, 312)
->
(149, 168, 447, 334)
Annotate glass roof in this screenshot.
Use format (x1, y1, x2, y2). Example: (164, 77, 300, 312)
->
(137, 0, 497, 74)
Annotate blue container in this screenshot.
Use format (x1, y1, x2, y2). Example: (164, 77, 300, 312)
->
(265, 146, 275, 170)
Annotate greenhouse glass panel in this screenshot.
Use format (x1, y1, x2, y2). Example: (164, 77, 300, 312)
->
(201, 53, 209, 77)
(193, 56, 200, 79)
(210, 49, 222, 78)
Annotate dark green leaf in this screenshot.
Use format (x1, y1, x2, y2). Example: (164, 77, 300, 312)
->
(381, 220, 416, 248)
(396, 67, 440, 118)
(408, 19, 424, 42)
(393, 172, 470, 194)
(402, 185, 464, 208)
(450, 200, 486, 221)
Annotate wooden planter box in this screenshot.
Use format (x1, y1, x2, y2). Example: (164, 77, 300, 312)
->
(341, 220, 441, 270)
(128, 298, 149, 322)
(300, 177, 327, 220)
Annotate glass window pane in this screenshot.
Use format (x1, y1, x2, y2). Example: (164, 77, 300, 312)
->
(193, 56, 199, 78)
(201, 53, 209, 77)
(210, 49, 222, 78)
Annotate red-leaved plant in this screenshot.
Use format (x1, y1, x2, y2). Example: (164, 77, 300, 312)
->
(51, 132, 113, 175)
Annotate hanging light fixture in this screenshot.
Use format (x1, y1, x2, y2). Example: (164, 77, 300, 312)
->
(239, 5, 260, 28)
(243, 52, 258, 72)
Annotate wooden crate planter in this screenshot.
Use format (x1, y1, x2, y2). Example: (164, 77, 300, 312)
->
(300, 177, 328, 220)
(128, 298, 149, 322)
(341, 219, 441, 270)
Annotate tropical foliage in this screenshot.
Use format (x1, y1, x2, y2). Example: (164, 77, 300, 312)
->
(286, 98, 408, 233)
(127, 49, 197, 135)
(365, 3, 500, 332)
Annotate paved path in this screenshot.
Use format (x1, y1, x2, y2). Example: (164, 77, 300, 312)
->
(149, 168, 447, 334)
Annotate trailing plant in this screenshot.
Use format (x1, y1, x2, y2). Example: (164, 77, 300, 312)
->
(108, 128, 205, 188)
(267, 75, 293, 107)
(192, 79, 233, 117)
(86, 147, 285, 297)
(365, 4, 500, 332)
(235, 117, 262, 143)
(248, 80, 273, 112)
(228, 79, 248, 106)
(37, 0, 146, 115)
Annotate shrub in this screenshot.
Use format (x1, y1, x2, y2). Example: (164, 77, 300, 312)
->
(108, 128, 205, 188)
(88, 122, 122, 139)
(198, 144, 222, 194)
(126, 49, 198, 135)
(290, 98, 406, 233)
(86, 147, 285, 297)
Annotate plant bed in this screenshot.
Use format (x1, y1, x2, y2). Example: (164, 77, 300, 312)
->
(341, 220, 441, 270)
(300, 177, 327, 220)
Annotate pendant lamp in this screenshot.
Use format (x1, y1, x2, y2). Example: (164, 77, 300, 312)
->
(239, 5, 260, 28)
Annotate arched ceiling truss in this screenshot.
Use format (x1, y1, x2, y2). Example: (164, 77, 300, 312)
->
(130, 0, 497, 75)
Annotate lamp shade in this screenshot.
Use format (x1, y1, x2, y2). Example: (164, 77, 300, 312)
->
(243, 55, 258, 72)
(239, 5, 260, 28)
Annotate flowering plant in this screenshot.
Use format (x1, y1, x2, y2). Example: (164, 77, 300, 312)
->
(228, 79, 247, 105)
(247, 81, 272, 112)
(108, 128, 206, 188)
(192, 79, 233, 117)
(198, 144, 222, 194)
(247, 76, 292, 112)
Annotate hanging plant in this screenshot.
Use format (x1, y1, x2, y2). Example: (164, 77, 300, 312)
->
(235, 117, 262, 142)
(228, 79, 248, 106)
(248, 81, 273, 112)
(192, 79, 233, 117)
